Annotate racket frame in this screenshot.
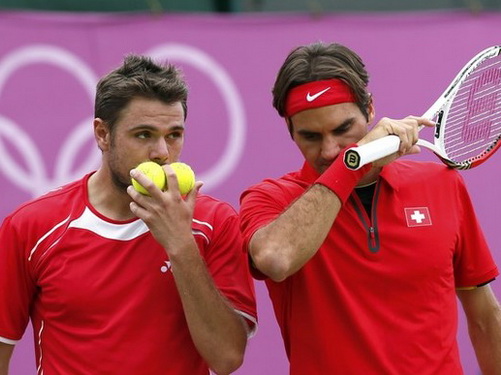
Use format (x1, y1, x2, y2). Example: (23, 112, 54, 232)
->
(344, 45, 501, 170)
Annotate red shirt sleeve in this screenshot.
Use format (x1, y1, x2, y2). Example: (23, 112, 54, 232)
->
(196, 199, 258, 331)
(0, 214, 36, 342)
(453, 174, 499, 288)
(239, 178, 305, 280)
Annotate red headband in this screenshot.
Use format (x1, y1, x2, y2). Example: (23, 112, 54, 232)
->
(284, 79, 356, 117)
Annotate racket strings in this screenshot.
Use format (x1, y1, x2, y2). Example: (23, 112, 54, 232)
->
(442, 54, 501, 163)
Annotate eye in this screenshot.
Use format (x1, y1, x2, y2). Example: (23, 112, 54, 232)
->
(136, 131, 152, 139)
(333, 120, 355, 135)
(301, 132, 321, 141)
(167, 131, 183, 140)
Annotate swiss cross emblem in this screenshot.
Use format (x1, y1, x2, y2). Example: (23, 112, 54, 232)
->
(404, 207, 432, 227)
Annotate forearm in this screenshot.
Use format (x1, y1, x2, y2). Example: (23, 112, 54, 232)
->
(128, 178, 247, 373)
(458, 286, 501, 375)
(469, 305, 501, 374)
(249, 151, 372, 281)
(0, 342, 14, 375)
(250, 183, 341, 281)
(169, 239, 248, 375)
(0, 361, 8, 375)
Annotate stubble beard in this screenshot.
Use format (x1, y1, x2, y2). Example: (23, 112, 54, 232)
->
(107, 132, 135, 194)
(110, 168, 130, 193)
(108, 151, 132, 194)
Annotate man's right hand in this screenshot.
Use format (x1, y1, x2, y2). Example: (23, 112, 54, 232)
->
(357, 115, 435, 167)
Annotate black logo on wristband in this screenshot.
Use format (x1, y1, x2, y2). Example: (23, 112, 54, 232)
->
(344, 150, 360, 170)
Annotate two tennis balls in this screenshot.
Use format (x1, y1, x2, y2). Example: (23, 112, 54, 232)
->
(131, 161, 195, 196)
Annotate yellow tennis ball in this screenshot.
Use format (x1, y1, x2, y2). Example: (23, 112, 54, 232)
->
(131, 161, 166, 195)
(170, 162, 195, 195)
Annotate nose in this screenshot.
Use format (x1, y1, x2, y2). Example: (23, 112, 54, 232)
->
(149, 138, 170, 163)
(320, 136, 341, 161)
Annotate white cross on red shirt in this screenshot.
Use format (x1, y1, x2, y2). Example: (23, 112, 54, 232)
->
(404, 207, 432, 227)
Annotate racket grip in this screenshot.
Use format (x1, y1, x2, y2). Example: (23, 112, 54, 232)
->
(343, 135, 401, 170)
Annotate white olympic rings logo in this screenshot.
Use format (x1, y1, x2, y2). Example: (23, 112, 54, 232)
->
(0, 44, 245, 198)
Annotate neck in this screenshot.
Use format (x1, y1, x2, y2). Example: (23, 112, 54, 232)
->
(357, 166, 380, 187)
(88, 169, 136, 221)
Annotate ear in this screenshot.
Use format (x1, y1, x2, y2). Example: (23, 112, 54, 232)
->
(94, 118, 110, 152)
(367, 94, 375, 123)
(285, 118, 294, 139)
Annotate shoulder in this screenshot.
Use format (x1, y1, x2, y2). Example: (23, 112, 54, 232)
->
(3, 177, 87, 230)
(0, 176, 88, 259)
(192, 194, 241, 245)
(240, 169, 306, 205)
(194, 193, 238, 222)
(254, 169, 304, 191)
(387, 160, 464, 186)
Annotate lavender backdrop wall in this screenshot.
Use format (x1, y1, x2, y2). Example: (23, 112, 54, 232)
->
(0, 10, 500, 374)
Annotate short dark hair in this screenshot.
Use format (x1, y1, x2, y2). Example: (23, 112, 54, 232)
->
(94, 55, 188, 132)
(272, 42, 371, 122)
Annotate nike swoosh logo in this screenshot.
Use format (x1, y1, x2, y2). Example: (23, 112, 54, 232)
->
(306, 87, 331, 102)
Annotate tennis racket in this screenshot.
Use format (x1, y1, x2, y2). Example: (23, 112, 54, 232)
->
(344, 45, 501, 170)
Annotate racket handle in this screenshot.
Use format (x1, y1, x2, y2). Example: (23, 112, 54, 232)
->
(344, 135, 401, 170)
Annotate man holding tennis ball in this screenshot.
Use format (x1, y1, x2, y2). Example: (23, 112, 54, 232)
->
(0, 55, 256, 375)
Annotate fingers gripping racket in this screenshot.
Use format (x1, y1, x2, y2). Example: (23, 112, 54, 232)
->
(344, 45, 501, 170)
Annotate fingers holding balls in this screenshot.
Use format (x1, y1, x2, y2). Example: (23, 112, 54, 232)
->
(131, 161, 166, 195)
(131, 161, 195, 196)
(169, 162, 196, 195)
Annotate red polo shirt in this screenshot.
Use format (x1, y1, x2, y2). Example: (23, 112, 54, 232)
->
(0, 173, 257, 375)
(240, 160, 498, 375)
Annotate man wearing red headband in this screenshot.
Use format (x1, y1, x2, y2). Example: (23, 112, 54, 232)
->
(240, 42, 501, 374)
